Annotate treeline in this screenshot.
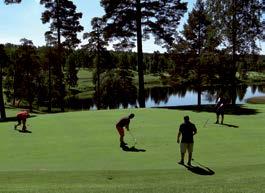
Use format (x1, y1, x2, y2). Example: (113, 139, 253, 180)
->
(0, 42, 264, 112)
(0, 43, 172, 112)
(0, 0, 264, 119)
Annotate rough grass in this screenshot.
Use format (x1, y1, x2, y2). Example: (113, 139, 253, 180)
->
(0, 104, 265, 193)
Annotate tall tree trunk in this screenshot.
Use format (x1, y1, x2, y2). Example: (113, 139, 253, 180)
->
(56, 0, 64, 112)
(197, 87, 201, 107)
(136, 0, 145, 108)
(48, 59, 52, 112)
(197, 20, 202, 108)
(0, 62, 6, 119)
(96, 52, 101, 110)
(27, 71, 33, 112)
(231, 0, 237, 106)
(12, 65, 16, 106)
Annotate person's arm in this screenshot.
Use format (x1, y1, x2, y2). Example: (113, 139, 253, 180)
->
(193, 125, 197, 135)
(125, 124, 130, 131)
(177, 131, 181, 143)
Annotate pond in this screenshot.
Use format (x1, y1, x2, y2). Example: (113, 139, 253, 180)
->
(65, 84, 265, 110)
(145, 85, 265, 108)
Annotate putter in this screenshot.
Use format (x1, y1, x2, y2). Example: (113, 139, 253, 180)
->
(203, 119, 209, 128)
(191, 158, 204, 167)
(128, 130, 137, 147)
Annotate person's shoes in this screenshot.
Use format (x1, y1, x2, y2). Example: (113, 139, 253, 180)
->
(215, 121, 219, 124)
(187, 162, 192, 167)
(178, 161, 184, 165)
(120, 142, 127, 147)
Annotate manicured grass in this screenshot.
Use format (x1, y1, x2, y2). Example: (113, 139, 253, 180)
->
(246, 71, 265, 81)
(75, 68, 164, 99)
(246, 96, 265, 104)
(0, 104, 265, 193)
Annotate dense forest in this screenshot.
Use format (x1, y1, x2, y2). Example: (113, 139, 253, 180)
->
(0, 0, 264, 119)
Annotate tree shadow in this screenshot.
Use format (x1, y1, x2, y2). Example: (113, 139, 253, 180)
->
(156, 104, 259, 115)
(121, 146, 146, 152)
(180, 161, 215, 176)
(0, 115, 37, 123)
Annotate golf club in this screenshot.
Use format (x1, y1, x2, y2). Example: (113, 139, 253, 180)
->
(203, 119, 209, 128)
(191, 158, 204, 167)
(128, 130, 137, 146)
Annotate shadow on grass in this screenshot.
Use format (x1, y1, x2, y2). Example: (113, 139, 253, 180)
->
(179, 161, 215, 176)
(219, 123, 239, 128)
(155, 104, 259, 115)
(185, 165, 215, 175)
(17, 129, 32, 134)
(0, 115, 37, 123)
(121, 146, 146, 152)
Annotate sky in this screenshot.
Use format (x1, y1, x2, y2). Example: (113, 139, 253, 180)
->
(0, 0, 264, 54)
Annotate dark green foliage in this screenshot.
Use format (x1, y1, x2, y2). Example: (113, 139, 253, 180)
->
(207, 0, 263, 55)
(40, 0, 83, 111)
(170, 0, 217, 106)
(65, 53, 78, 88)
(40, 46, 62, 112)
(100, 0, 187, 107)
(4, 0, 21, 4)
(40, 0, 84, 49)
(0, 44, 8, 119)
(96, 69, 137, 109)
(83, 17, 113, 109)
(205, 0, 263, 104)
(13, 39, 40, 111)
(101, 0, 187, 48)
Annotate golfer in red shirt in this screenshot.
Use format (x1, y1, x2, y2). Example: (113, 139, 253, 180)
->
(116, 113, 135, 147)
(14, 110, 30, 132)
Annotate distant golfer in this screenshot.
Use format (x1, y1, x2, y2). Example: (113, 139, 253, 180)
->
(215, 95, 226, 124)
(177, 116, 197, 166)
(14, 110, 30, 132)
(116, 113, 135, 148)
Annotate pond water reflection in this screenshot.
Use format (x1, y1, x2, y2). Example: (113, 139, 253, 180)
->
(145, 86, 265, 107)
(65, 85, 265, 110)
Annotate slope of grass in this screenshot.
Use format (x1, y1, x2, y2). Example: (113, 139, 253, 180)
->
(75, 68, 164, 99)
(0, 104, 265, 193)
(246, 96, 265, 104)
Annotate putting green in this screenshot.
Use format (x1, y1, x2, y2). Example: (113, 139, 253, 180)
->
(0, 104, 264, 193)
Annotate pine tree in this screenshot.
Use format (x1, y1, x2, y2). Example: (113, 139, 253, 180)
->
(14, 39, 40, 112)
(100, 0, 187, 107)
(206, 0, 263, 104)
(83, 17, 110, 109)
(181, 0, 215, 107)
(41, 0, 83, 111)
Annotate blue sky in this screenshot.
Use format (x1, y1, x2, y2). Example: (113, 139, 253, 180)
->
(0, 0, 264, 54)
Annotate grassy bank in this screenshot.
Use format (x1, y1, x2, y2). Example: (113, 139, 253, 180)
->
(75, 68, 164, 99)
(0, 104, 265, 193)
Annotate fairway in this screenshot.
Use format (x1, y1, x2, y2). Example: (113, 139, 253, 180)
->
(0, 104, 265, 193)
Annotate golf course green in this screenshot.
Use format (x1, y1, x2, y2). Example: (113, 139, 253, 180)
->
(0, 104, 265, 193)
